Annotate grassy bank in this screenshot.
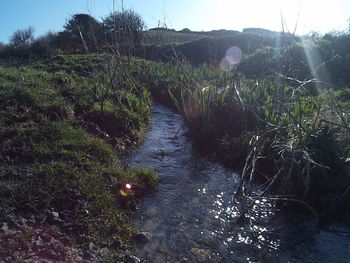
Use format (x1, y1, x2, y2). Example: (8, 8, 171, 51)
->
(167, 68, 350, 217)
(1, 28, 350, 260)
(0, 55, 157, 261)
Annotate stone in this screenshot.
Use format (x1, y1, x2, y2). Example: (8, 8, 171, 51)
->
(124, 254, 141, 263)
(190, 248, 211, 262)
(132, 231, 152, 249)
(1, 223, 8, 232)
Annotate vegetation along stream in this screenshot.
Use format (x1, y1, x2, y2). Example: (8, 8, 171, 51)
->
(128, 104, 350, 263)
(1, 3, 350, 262)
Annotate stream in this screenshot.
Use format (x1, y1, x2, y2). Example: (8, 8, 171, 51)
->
(127, 104, 350, 262)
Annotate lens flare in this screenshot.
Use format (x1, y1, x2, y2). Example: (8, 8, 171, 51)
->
(120, 189, 128, 196)
(120, 183, 132, 196)
(300, 36, 330, 90)
(220, 46, 242, 71)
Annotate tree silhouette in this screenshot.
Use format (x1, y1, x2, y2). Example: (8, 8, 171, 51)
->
(103, 10, 144, 47)
(31, 31, 58, 57)
(10, 27, 34, 46)
(64, 14, 102, 51)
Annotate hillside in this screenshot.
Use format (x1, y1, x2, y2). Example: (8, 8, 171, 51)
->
(1, 10, 350, 262)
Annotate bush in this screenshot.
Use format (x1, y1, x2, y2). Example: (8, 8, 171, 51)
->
(63, 14, 103, 52)
(31, 31, 59, 57)
(103, 10, 144, 49)
(10, 27, 34, 46)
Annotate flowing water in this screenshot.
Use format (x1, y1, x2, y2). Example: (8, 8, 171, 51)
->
(127, 104, 350, 263)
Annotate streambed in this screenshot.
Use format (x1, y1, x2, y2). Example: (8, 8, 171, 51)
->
(127, 104, 350, 262)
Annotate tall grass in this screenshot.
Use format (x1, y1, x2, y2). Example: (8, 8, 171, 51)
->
(236, 78, 349, 212)
(168, 58, 350, 215)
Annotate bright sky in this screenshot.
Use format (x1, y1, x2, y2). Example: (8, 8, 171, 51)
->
(1, 0, 349, 43)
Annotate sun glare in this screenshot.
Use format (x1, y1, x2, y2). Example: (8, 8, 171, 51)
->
(205, 0, 348, 34)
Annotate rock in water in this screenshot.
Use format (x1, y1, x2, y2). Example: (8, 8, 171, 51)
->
(132, 231, 152, 249)
(190, 248, 211, 262)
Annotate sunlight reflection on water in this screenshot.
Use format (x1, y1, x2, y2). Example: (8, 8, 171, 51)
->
(128, 104, 350, 263)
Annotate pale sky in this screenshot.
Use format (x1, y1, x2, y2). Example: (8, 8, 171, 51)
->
(158, 0, 349, 34)
(1, 0, 349, 43)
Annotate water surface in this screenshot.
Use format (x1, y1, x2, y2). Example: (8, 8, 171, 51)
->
(128, 104, 350, 262)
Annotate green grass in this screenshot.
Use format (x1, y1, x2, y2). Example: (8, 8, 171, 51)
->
(142, 29, 208, 46)
(0, 55, 157, 258)
(169, 71, 350, 215)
